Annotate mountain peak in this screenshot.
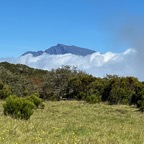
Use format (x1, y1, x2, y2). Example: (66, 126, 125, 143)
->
(57, 43, 65, 47)
(22, 44, 96, 57)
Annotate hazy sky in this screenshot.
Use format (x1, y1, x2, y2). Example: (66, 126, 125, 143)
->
(0, 0, 144, 57)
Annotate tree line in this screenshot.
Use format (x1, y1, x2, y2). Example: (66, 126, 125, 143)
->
(0, 62, 144, 112)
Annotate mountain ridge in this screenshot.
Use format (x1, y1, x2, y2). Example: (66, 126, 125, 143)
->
(22, 44, 96, 57)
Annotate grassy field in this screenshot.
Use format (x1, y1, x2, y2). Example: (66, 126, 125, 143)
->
(0, 101, 144, 144)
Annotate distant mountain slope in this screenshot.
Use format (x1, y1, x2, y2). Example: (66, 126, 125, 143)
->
(22, 50, 43, 57)
(22, 44, 96, 56)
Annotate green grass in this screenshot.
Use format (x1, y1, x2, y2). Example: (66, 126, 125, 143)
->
(0, 100, 144, 144)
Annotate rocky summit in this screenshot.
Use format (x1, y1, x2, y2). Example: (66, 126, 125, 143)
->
(22, 44, 96, 57)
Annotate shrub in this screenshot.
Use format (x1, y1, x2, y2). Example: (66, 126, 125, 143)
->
(138, 100, 144, 112)
(0, 82, 12, 99)
(108, 87, 131, 105)
(86, 94, 101, 104)
(26, 93, 44, 109)
(137, 95, 144, 112)
(3, 95, 35, 120)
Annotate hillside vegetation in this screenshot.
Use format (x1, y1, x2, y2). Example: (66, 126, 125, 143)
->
(0, 62, 144, 143)
(0, 62, 144, 111)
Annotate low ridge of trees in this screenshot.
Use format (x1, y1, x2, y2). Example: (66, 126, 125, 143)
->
(0, 62, 144, 116)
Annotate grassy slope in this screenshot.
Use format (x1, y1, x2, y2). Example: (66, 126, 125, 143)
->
(0, 101, 144, 144)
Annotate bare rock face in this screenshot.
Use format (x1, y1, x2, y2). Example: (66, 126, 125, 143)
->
(22, 44, 96, 57)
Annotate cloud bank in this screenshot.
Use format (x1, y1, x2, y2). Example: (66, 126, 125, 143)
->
(1, 48, 143, 80)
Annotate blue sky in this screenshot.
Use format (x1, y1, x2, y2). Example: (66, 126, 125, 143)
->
(0, 0, 144, 57)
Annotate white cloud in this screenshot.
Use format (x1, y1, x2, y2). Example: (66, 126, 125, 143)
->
(0, 48, 143, 80)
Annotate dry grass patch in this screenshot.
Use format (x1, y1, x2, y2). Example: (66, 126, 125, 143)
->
(0, 100, 144, 144)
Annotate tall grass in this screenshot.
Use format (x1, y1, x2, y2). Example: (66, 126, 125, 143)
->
(0, 100, 144, 144)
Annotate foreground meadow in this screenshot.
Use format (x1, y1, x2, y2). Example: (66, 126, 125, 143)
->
(0, 101, 144, 144)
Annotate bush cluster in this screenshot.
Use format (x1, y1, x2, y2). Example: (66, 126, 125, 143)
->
(3, 94, 44, 120)
(86, 94, 101, 104)
(26, 93, 44, 109)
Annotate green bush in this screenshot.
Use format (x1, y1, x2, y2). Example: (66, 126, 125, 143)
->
(3, 95, 35, 120)
(0, 82, 12, 99)
(137, 95, 144, 112)
(138, 100, 144, 112)
(86, 94, 101, 104)
(108, 87, 131, 105)
(26, 93, 44, 109)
